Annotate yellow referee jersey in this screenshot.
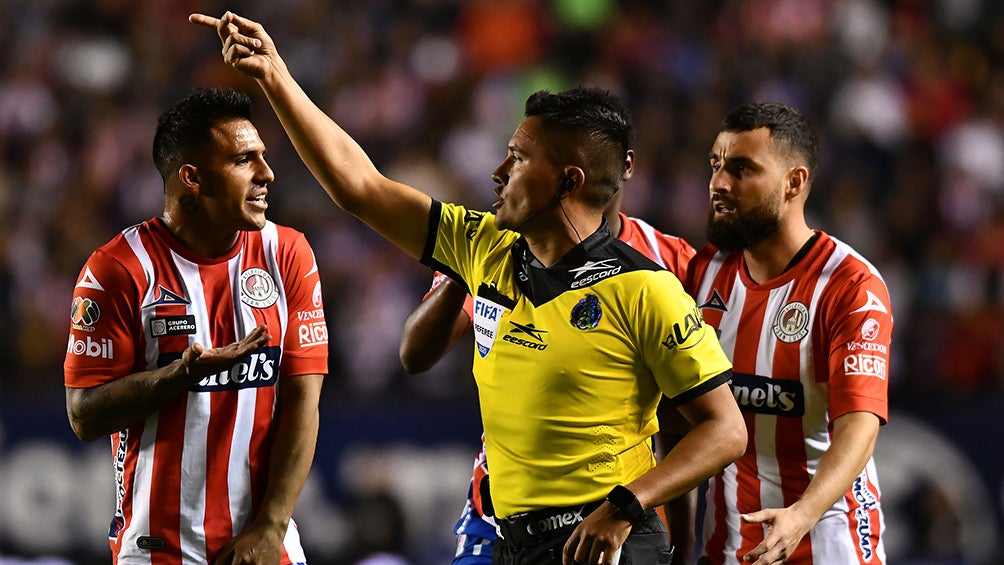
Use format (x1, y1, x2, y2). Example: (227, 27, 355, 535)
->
(422, 201, 732, 518)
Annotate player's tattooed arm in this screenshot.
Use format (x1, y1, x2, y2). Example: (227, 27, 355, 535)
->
(65, 325, 270, 442)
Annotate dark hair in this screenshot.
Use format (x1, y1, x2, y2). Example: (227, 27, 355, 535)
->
(722, 102, 820, 175)
(524, 87, 633, 206)
(152, 88, 254, 180)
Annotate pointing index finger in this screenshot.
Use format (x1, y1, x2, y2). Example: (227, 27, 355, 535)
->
(188, 13, 220, 28)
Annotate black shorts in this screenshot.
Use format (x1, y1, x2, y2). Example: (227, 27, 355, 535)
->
(492, 503, 673, 565)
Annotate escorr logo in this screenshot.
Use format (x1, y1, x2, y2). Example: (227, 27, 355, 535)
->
(729, 372, 804, 417)
(159, 346, 281, 392)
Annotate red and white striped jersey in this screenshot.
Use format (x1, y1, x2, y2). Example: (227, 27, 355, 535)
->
(64, 218, 328, 565)
(616, 212, 694, 279)
(687, 231, 890, 565)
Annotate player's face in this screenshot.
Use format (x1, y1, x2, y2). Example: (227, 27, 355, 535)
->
(706, 127, 787, 252)
(490, 116, 563, 232)
(196, 118, 274, 232)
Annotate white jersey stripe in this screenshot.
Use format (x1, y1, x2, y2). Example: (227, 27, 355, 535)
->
(261, 222, 288, 350)
(173, 252, 210, 565)
(755, 284, 791, 512)
(721, 464, 742, 564)
(631, 218, 667, 268)
(117, 227, 156, 565)
(228, 248, 255, 534)
(123, 227, 160, 372)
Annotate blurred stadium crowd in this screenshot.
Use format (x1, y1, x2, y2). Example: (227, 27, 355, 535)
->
(4, 0, 1004, 407)
(1, 0, 1003, 562)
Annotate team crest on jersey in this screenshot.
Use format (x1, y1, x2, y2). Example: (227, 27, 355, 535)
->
(240, 268, 279, 309)
(570, 294, 602, 330)
(473, 296, 506, 358)
(773, 301, 809, 343)
(70, 296, 100, 331)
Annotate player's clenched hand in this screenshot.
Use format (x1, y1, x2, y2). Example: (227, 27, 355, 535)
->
(562, 503, 632, 565)
(181, 324, 271, 382)
(189, 11, 277, 80)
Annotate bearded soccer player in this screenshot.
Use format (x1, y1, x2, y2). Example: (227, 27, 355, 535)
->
(64, 88, 327, 565)
(191, 12, 745, 565)
(684, 102, 891, 564)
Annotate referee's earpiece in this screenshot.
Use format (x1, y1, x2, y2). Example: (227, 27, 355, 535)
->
(559, 176, 575, 197)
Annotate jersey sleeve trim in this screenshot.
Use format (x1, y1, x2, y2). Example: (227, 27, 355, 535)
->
(667, 369, 733, 407)
(420, 199, 442, 267)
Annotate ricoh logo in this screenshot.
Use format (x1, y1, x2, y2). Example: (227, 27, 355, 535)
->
(67, 335, 114, 359)
(844, 354, 887, 380)
(298, 321, 328, 347)
(569, 259, 621, 289)
(729, 372, 804, 417)
(159, 346, 281, 392)
(526, 507, 585, 535)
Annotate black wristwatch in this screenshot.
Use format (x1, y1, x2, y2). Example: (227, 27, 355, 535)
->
(606, 485, 647, 525)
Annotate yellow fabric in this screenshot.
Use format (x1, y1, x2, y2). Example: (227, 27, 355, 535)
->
(430, 202, 732, 517)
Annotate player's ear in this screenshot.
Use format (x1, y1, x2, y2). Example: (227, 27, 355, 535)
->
(622, 149, 635, 181)
(178, 164, 201, 196)
(785, 166, 809, 200)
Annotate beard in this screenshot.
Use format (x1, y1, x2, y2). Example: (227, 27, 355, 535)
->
(706, 196, 782, 252)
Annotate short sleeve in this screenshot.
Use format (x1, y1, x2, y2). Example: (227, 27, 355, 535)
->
(825, 271, 892, 424)
(635, 271, 732, 401)
(279, 230, 329, 377)
(64, 251, 140, 388)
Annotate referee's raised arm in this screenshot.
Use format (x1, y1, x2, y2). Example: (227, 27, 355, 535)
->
(190, 11, 433, 260)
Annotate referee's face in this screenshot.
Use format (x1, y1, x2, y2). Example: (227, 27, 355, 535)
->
(491, 116, 564, 233)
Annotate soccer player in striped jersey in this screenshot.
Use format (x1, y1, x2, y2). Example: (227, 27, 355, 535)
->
(64, 88, 328, 565)
(191, 12, 746, 565)
(400, 187, 698, 565)
(683, 102, 891, 564)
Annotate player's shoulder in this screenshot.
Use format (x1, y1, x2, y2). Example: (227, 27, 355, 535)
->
(821, 233, 883, 275)
(86, 221, 152, 268)
(815, 233, 892, 306)
(622, 215, 691, 246)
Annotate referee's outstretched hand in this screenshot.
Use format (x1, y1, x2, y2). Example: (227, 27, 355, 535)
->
(189, 11, 277, 81)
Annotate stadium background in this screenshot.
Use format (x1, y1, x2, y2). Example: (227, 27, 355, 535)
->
(1, 0, 1003, 563)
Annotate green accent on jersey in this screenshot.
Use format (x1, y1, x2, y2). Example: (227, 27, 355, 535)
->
(423, 201, 733, 518)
